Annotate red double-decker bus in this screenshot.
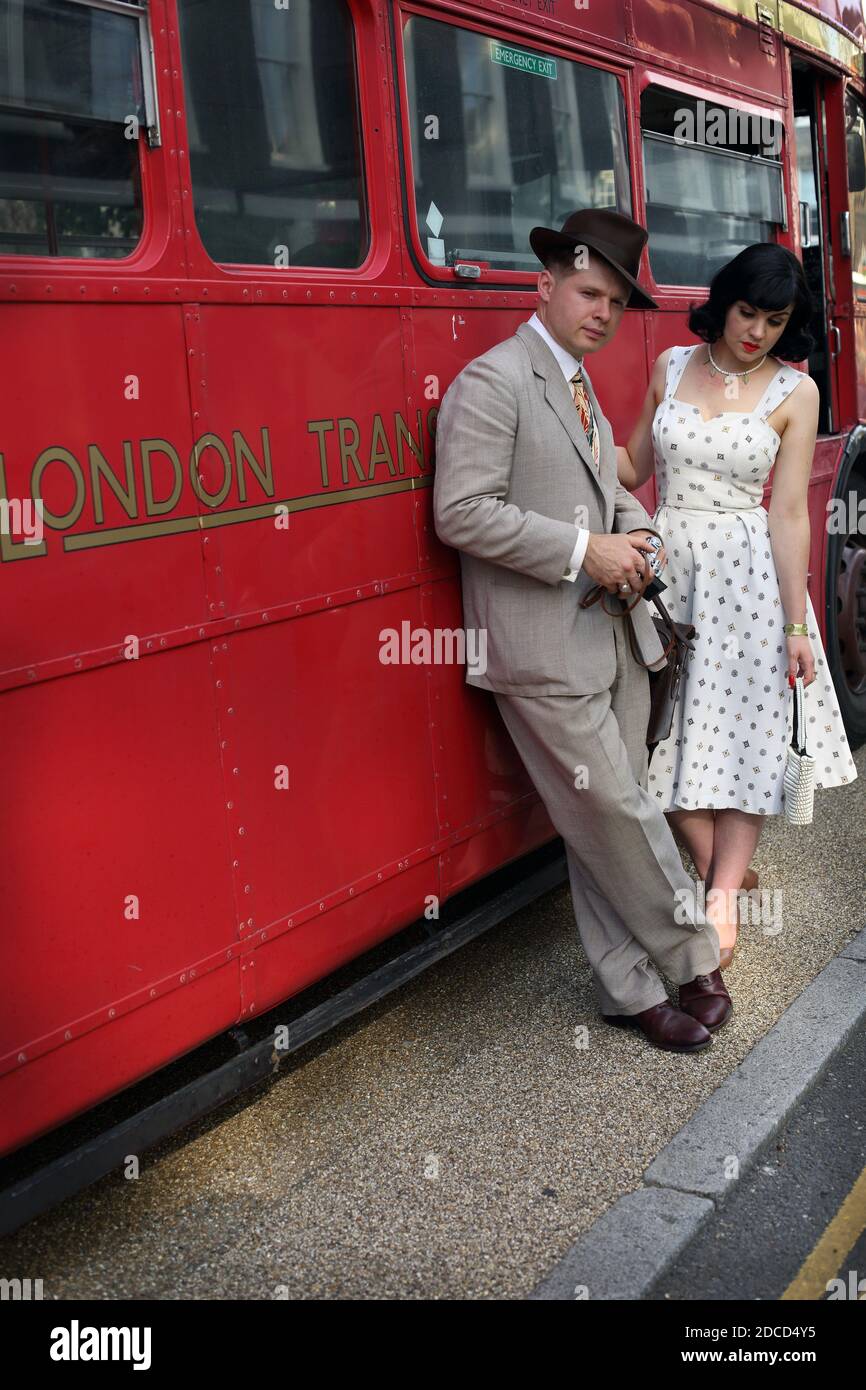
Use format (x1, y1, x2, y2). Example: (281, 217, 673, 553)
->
(2, 0, 865, 1202)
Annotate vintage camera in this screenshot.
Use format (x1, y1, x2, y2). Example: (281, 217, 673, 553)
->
(640, 534, 666, 599)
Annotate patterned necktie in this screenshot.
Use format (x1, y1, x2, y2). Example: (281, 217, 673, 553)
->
(570, 369, 599, 465)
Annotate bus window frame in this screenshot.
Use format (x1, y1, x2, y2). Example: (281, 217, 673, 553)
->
(62, 0, 162, 147)
(174, 0, 382, 283)
(636, 68, 788, 298)
(843, 83, 866, 304)
(0, 0, 164, 268)
(392, 1, 635, 291)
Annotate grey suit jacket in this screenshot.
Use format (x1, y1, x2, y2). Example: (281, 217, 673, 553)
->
(433, 320, 667, 696)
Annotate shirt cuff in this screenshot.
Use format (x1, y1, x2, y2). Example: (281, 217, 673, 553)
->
(562, 528, 590, 582)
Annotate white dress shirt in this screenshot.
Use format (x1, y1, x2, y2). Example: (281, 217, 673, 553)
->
(525, 312, 590, 580)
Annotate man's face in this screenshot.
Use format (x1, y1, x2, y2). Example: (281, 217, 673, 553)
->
(536, 251, 630, 357)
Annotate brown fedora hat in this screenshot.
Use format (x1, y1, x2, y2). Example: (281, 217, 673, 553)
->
(530, 208, 658, 310)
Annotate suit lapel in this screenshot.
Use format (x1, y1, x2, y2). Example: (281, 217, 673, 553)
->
(515, 323, 604, 494)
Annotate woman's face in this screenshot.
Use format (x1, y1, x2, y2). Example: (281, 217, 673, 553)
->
(722, 298, 795, 361)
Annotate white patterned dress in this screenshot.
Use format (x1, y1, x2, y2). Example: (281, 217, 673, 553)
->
(645, 344, 858, 815)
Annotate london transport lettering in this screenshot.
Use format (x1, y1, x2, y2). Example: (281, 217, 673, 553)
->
(0, 408, 438, 561)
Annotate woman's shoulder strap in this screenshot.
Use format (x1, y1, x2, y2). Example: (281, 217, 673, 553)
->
(661, 344, 697, 399)
(757, 360, 809, 420)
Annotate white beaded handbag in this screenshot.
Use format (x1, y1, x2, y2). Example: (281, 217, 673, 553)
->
(783, 675, 815, 826)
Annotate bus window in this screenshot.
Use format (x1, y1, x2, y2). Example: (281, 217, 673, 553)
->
(176, 0, 368, 270)
(401, 15, 631, 274)
(845, 90, 866, 303)
(0, 0, 149, 258)
(641, 86, 784, 287)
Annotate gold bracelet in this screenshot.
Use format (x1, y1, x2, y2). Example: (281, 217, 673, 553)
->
(783, 622, 808, 636)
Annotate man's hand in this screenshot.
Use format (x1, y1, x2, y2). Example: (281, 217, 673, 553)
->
(583, 532, 665, 594)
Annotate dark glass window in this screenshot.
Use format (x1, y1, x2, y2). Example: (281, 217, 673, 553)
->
(641, 87, 784, 287)
(402, 16, 631, 273)
(845, 90, 866, 302)
(177, 0, 368, 269)
(0, 0, 145, 257)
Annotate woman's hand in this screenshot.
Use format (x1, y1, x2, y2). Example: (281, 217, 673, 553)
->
(786, 635, 815, 686)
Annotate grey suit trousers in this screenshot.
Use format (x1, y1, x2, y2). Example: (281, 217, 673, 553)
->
(494, 616, 720, 1015)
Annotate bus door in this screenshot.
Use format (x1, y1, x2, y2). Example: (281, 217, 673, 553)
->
(790, 60, 848, 434)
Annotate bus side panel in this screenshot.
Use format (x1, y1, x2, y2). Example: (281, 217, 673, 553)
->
(189, 305, 422, 613)
(0, 646, 241, 1154)
(251, 861, 437, 1018)
(179, 303, 441, 995)
(0, 305, 210, 678)
(0, 969, 237, 1157)
(218, 591, 440, 951)
(632, 0, 784, 100)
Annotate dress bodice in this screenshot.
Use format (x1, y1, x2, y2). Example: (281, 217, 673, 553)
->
(652, 344, 806, 513)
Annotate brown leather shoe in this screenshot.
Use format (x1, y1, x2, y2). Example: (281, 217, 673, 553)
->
(602, 1001, 713, 1052)
(679, 969, 732, 1031)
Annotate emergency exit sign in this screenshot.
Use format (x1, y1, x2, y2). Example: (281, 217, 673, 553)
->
(490, 41, 557, 79)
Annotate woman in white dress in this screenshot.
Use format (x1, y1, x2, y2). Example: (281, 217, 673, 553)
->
(616, 243, 857, 967)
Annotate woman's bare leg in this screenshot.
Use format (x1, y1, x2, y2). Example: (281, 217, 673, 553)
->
(705, 809, 766, 948)
(666, 808, 716, 882)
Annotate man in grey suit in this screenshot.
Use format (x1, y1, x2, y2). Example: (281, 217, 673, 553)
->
(433, 210, 731, 1053)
